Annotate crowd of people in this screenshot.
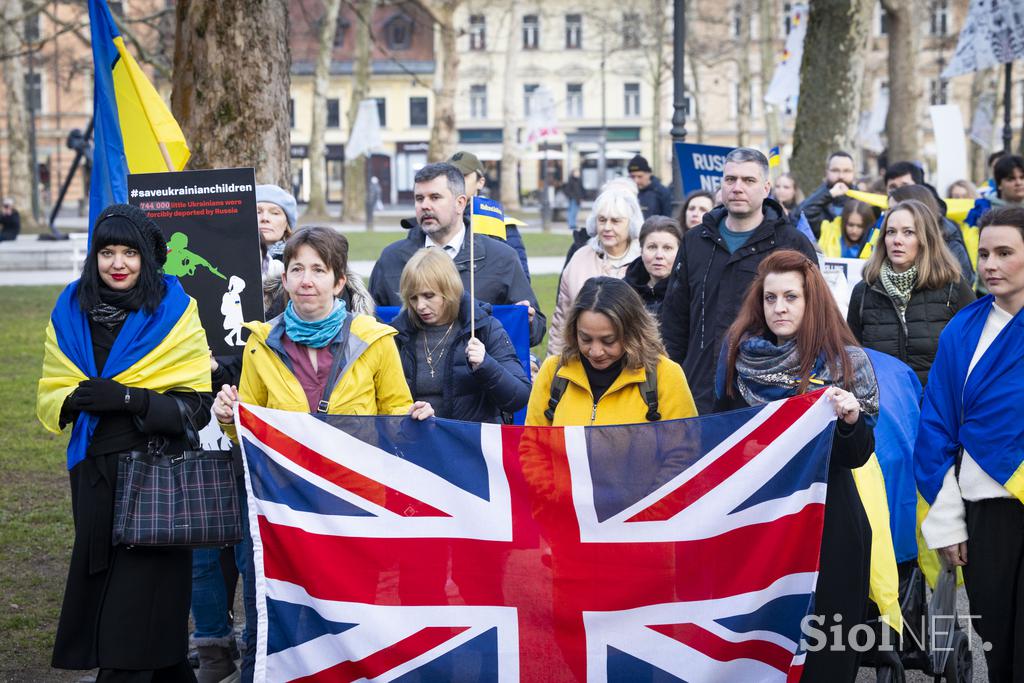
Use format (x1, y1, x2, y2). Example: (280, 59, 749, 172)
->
(36, 144, 1024, 683)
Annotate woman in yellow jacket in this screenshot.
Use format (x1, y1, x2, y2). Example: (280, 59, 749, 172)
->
(214, 226, 430, 431)
(527, 275, 697, 425)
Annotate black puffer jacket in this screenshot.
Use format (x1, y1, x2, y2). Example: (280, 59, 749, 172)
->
(622, 256, 669, 319)
(846, 277, 975, 387)
(660, 198, 818, 412)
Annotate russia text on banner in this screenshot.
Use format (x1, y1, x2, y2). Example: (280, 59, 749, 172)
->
(88, 0, 190, 228)
(471, 196, 507, 240)
(236, 391, 840, 682)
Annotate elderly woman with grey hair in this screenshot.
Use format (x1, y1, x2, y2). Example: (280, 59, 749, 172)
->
(547, 188, 644, 356)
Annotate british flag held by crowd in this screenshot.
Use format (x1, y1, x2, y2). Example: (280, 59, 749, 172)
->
(235, 389, 838, 682)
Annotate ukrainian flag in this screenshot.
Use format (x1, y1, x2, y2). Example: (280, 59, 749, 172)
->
(471, 196, 507, 240)
(88, 0, 189, 229)
(768, 145, 781, 168)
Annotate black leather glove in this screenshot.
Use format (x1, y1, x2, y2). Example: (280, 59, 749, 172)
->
(71, 378, 146, 414)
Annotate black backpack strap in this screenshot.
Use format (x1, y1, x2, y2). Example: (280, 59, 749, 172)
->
(545, 373, 569, 422)
(638, 368, 660, 421)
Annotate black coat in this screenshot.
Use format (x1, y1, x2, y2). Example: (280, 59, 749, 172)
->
(622, 256, 669, 318)
(660, 199, 819, 412)
(847, 277, 975, 387)
(637, 176, 674, 219)
(401, 213, 533, 280)
(52, 320, 213, 671)
(715, 390, 873, 682)
(798, 182, 846, 238)
(371, 224, 547, 347)
(391, 295, 531, 423)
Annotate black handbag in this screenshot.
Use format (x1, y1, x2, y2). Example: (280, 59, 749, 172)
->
(111, 395, 243, 548)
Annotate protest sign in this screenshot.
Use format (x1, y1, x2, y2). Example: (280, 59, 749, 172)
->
(129, 167, 264, 357)
(820, 256, 865, 317)
(675, 142, 735, 193)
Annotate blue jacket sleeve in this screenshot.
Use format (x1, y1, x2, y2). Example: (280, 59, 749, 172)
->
(472, 320, 532, 413)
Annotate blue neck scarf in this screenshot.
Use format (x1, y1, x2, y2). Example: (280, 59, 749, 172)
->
(283, 299, 347, 348)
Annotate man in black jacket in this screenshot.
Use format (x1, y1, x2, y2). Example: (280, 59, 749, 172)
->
(370, 163, 547, 346)
(661, 147, 819, 412)
(797, 151, 856, 238)
(628, 155, 673, 219)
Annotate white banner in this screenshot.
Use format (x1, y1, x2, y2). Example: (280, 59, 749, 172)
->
(930, 105, 969, 197)
(942, 0, 1024, 78)
(970, 92, 996, 149)
(820, 257, 865, 317)
(346, 99, 383, 160)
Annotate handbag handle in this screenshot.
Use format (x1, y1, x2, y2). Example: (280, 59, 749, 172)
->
(166, 386, 204, 450)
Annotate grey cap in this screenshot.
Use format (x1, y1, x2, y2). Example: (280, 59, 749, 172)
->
(255, 185, 297, 228)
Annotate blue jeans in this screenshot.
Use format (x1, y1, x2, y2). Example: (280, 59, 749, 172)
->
(567, 198, 580, 231)
(190, 477, 253, 649)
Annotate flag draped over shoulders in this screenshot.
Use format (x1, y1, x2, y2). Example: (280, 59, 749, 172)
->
(88, 0, 189, 228)
(915, 295, 1024, 505)
(37, 276, 211, 470)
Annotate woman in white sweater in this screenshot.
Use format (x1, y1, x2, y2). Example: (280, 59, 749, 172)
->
(915, 206, 1024, 681)
(547, 188, 643, 356)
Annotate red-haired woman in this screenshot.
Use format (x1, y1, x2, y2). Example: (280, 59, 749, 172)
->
(714, 249, 879, 683)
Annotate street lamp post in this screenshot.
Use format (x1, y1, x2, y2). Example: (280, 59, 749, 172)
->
(670, 0, 688, 210)
(1002, 62, 1013, 153)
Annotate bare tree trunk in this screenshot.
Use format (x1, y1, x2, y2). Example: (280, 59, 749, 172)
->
(341, 0, 374, 224)
(759, 0, 783, 156)
(790, 0, 872, 194)
(500, 8, 520, 211)
(735, 13, 751, 147)
(306, 0, 342, 218)
(1, 0, 38, 231)
(426, 0, 459, 162)
(880, 0, 920, 163)
(171, 0, 291, 187)
(687, 50, 705, 142)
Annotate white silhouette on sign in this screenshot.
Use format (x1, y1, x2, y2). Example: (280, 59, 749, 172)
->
(221, 276, 246, 346)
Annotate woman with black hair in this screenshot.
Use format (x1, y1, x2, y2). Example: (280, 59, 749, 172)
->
(38, 204, 212, 680)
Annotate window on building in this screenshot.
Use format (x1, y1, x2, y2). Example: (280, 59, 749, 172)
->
(782, 2, 792, 35)
(375, 97, 387, 127)
(334, 15, 350, 47)
(409, 96, 428, 127)
(624, 82, 640, 117)
(623, 13, 641, 48)
(523, 83, 539, 117)
(385, 14, 413, 51)
(24, 12, 40, 43)
(326, 98, 340, 128)
(566, 83, 583, 118)
(289, 99, 295, 128)
(470, 84, 488, 119)
(929, 0, 948, 36)
(469, 14, 486, 50)
(929, 78, 948, 106)
(108, 1, 124, 17)
(565, 14, 582, 49)
(25, 73, 42, 112)
(878, 4, 889, 35)
(730, 3, 742, 38)
(522, 14, 539, 49)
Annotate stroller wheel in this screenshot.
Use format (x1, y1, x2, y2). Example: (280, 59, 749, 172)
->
(876, 661, 905, 683)
(943, 630, 973, 683)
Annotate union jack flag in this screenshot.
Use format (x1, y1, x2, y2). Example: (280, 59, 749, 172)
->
(236, 390, 837, 682)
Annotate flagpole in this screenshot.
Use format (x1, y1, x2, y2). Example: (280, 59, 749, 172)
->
(158, 142, 175, 172)
(468, 196, 476, 340)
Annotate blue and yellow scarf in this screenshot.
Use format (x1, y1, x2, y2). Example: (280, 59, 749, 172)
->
(37, 275, 211, 469)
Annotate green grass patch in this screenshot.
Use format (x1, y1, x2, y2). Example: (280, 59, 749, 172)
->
(342, 230, 573, 261)
(0, 286, 76, 677)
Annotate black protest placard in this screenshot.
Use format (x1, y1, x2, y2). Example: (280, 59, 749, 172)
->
(128, 167, 264, 356)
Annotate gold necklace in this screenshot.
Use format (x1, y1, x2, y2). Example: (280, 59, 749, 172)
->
(423, 321, 456, 378)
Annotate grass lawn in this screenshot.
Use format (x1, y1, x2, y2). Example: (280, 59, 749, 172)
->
(0, 285, 78, 680)
(344, 230, 573, 261)
(0, 273, 559, 679)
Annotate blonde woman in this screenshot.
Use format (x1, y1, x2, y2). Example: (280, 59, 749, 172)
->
(548, 188, 644, 356)
(391, 248, 530, 422)
(847, 199, 974, 386)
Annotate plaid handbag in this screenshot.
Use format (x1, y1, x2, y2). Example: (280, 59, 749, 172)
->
(111, 396, 242, 548)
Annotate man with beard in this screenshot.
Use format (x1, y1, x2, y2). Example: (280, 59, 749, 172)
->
(798, 151, 856, 238)
(370, 163, 547, 346)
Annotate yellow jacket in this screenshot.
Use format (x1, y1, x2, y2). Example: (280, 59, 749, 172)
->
(223, 313, 412, 440)
(526, 354, 697, 426)
(817, 217, 875, 259)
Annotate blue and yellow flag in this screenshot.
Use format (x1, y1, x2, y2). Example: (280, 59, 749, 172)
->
(471, 196, 506, 240)
(88, 0, 190, 230)
(768, 145, 781, 168)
